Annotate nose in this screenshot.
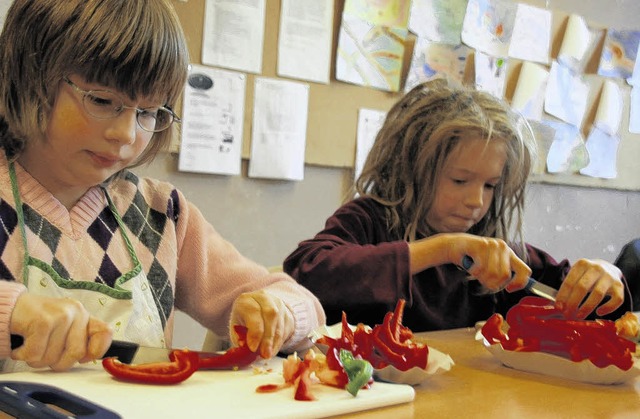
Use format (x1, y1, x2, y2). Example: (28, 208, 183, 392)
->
(464, 184, 484, 209)
(105, 109, 138, 145)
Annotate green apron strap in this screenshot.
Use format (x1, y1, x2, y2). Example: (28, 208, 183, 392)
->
(8, 161, 30, 284)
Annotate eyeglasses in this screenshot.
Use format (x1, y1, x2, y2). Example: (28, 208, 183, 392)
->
(63, 77, 180, 132)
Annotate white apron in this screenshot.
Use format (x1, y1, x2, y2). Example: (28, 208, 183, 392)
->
(5, 162, 165, 372)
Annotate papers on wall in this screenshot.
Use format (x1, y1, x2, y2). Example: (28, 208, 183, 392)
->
(408, 0, 468, 45)
(404, 40, 470, 92)
(629, 51, 640, 86)
(511, 61, 549, 121)
(277, 0, 334, 84)
(557, 14, 601, 73)
(630, 87, 640, 134)
(593, 80, 623, 136)
(507, 3, 551, 64)
(335, 0, 410, 92)
(460, 0, 517, 58)
(178, 65, 246, 176)
(597, 29, 640, 80)
(248, 78, 309, 181)
(579, 127, 620, 179)
(355, 108, 386, 181)
(344, 0, 411, 27)
(544, 61, 589, 127)
(541, 119, 588, 174)
(474, 50, 507, 98)
(0, 0, 10, 30)
(527, 120, 555, 175)
(202, 0, 266, 74)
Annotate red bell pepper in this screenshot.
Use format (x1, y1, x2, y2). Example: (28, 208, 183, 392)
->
(318, 300, 428, 372)
(483, 297, 635, 370)
(198, 325, 259, 370)
(102, 349, 199, 385)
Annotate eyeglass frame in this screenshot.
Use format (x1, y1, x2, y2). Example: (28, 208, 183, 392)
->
(62, 76, 181, 133)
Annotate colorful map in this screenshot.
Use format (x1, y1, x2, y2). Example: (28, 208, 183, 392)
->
(405, 40, 469, 92)
(597, 29, 640, 80)
(344, 0, 411, 27)
(336, 17, 407, 92)
(408, 0, 469, 45)
(461, 0, 517, 57)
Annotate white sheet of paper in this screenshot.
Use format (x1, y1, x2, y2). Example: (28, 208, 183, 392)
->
(404, 39, 470, 92)
(507, 3, 551, 64)
(543, 120, 588, 173)
(579, 127, 620, 179)
(178, 65, 246, 176)
(594, 80, 623, 136)
(355, 108, 386, 181)
(461, 0, 517, 58)
(474, 50, 507, 98)
(277, 0, 334, 84)
(597, 29, 640, 80)
(248, 78, 309, 181)
(544, 61, 589, 127)
(630, 51, 640, 86)
(336, 16, 408, 92)
(511, 61, 549, 121)
(557, 14, 597, 73)
(408, 0, 468, 45)
(202, 0, 266, 74)
(630, 86, 640, 134)
(0, 0, 11, 30)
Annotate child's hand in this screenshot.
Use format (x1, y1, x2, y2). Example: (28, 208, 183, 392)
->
(455, 236, 531, 292)
(554, 259, 625, 319)
(229, 290, 294, 359)
(10, 293, 112, 371)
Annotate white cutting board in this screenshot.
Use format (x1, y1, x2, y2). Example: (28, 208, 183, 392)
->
(0, 358, 415, 418)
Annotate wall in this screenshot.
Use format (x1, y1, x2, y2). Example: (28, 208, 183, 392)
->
(155, 0, 640, 349)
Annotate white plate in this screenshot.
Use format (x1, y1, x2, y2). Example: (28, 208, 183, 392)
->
(478, 332, 640, 385)
(309, 323, 454, 386)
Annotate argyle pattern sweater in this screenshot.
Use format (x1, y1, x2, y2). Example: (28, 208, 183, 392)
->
(0, 155, 324, 359)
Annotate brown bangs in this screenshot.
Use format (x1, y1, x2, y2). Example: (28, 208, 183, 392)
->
(62, 0, 188, 106)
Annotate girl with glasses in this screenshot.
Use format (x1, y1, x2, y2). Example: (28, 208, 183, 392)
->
(0, 0, 325, 372)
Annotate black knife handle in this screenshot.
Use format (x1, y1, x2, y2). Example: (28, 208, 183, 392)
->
(10, 334, 23, 350)
(11, 334, 140, 364)
(101, 340, 138, 364)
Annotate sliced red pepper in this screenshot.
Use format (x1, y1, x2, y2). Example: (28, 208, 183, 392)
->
(293, 362, 316, 401)
(198, 325, 259, 370)
(481, 313, 508, 345)
(491, 297, 635, 370)
(341, 311, 355, 343)
(102, 349, 199, 385)
(353, 323, 387, 369)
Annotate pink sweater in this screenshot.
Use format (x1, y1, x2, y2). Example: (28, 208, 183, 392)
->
(0, 155, 325, 358)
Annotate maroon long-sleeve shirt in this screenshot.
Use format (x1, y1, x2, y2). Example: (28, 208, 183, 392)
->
(284, 197, 630, 331)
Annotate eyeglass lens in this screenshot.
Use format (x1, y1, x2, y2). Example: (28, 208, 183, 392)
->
(82, 90, 174, 132)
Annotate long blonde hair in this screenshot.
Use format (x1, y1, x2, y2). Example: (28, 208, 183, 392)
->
(0, 0, 189, 165)
(355, 78, 537, 257)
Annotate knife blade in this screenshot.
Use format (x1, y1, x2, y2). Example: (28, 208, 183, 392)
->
(10, 335, 221, 364)
(524, 277, 558, 301)
(461, 255, 558, 302)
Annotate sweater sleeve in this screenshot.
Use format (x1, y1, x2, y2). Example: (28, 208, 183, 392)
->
(172, 191, 325, 352)
(0, 281, 27, 359)
(283, 198, 413, 309)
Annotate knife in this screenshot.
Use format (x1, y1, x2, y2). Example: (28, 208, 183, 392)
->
(10, 335, 220, 364)
(460, 255, 558, 301)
